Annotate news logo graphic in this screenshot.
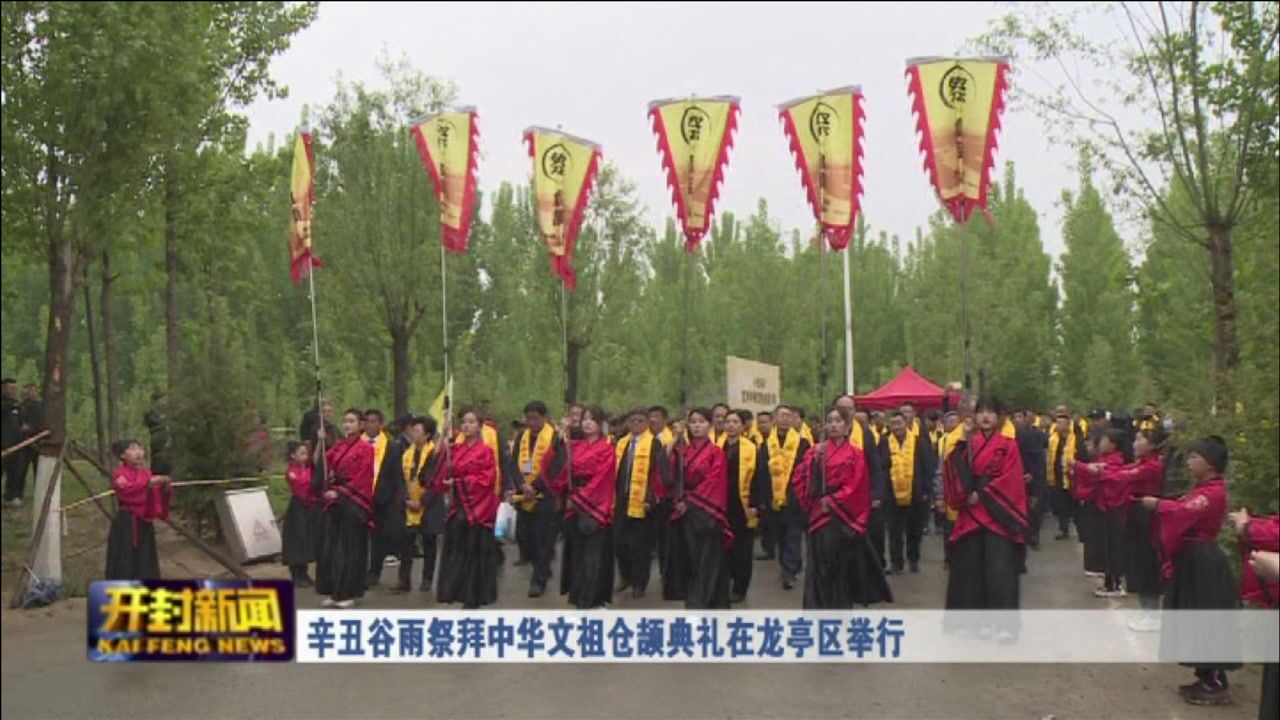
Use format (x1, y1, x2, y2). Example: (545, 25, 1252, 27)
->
(88, 580, 294, 662)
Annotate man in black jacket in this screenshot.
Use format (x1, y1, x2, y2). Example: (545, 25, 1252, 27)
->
(2, 379, 24, 506)
(1012, 408, 1048, 552)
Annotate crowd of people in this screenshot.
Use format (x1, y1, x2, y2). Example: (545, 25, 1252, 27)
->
(89, 392, 1277, 713)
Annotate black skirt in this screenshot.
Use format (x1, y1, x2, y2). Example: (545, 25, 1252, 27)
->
(560, 514, 614, 609)
(1123, 504, 1162, 596)
(662, 505, 730, 609)
(1160, 540, 1242, 671)
(281, 497, 321, 566)
(803, 521, 892, 609)
(315, 499, 369, 602)
(436, 515, 499, 607)
(1080, 503, 1106, 573)
(104, 510, 161, 580)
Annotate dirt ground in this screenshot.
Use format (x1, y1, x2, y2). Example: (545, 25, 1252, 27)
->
(0, 522, 1265, 720)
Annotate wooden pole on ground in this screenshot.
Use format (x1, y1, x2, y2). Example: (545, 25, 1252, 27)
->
(1, 430, 51, 461)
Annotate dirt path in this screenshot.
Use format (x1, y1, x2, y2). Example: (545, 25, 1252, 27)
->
(1, 528, 1263, 719)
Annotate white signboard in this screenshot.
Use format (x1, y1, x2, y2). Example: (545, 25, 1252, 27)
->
(215, 487, 282, 563)
(726, 356, 781, 414)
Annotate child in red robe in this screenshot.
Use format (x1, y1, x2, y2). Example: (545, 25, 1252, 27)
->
(105, 439, 172, 580)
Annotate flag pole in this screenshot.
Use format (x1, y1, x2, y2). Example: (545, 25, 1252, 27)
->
(300, 127, 328, 488)
(960, 217, 972, 393)
(842, 240, 855, 395)
(817, 154, 830, 408)
(440, 236, 453, 473)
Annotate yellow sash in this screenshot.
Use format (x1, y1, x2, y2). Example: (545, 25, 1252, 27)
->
(713, 430, 727, 449)
(369, 431, 389, 491)
(766, 428, 801, 510)
(615, 430, 654, 519)
(871, 426, 883, 445)
(1001, 418, 1017, 439)
(940, 425, 965, 521)
(800, 423, 815, 444)
(516, 424, 555, 510)
(1047, 429, 1077, 489)
(401, 441, 435, 526)
(888, 432, 917, 506)
(657, 427, 674, 449)
(732, 438, 760, 529)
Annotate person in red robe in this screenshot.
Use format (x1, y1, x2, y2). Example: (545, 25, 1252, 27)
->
(315, 409, 374, 608)
(792, 406, 892, 609)
(1097, 427, 1168, 629)
(1138, 435, 1240, 706)
(545, 406, 616, 609)
(1230, 508, 1279, 720)
(944, 397, 1027, 642)
(662, 407, 732, 609)
(281, 440, 321, 587)
(1076, 430, 1128, 596)
(104, 439, 172, 580)
(431, 408, 500, 609)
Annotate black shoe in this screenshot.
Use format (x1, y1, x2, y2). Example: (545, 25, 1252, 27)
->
(365, 572, 381, 588)
(1184, 681, 1232, 706)
(782, 575, 795, 590)
(615, 580, 631, 593)
(755, 550, 775, 560)
(631, 587, 645, 599)
(909, 562, 920, 573)
(419, 581, 432, 593)
(293, 575, 314, 588)
(729, 591, 745, 604)
(528, 580, 546, 598)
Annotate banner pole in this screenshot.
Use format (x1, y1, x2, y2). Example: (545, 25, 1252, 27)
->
(842, 235, 854, 395)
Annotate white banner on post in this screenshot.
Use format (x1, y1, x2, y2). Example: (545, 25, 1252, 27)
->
(725, 356, 780, 414)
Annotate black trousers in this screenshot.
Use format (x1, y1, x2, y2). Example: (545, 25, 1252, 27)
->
(397, 524, 439, 588)
(614, 515, 655, 591)
(515, 506, 535, 563)
(1050, 486, 1076, 534)
(1024, 483, 1044, 548)
(867, 505, 887, 569)
(886, 502, 926, 569)
(727, 524, 754, 596)
(945, 529, 1021, 611)
(767, 504, 804, 578)
(525, 509, 560, 586)
(759, 508, 778, 556)
(4, 450, 30, 501)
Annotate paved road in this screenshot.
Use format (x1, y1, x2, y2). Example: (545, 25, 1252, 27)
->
(1, 529, 1263, 719)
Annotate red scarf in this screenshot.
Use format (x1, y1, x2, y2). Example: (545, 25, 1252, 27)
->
(791, 439, 870, 535)
(547, 436, 617, 528)
(325, 436, 375, 524)
(112, 464, 172, 546)
(671, 439, 733, 548)
(432, 438, 499, 528)
(951, 430, 1027, 543)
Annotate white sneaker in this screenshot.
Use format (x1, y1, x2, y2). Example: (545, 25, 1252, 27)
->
(1084, 571, 1104, 579)
(1094, 587, 1120, 598)
(334, 599, 355, 609)
(384, 557, 400, 567)
(320, 597, 337, 607)
(1127, 614, 1162, 633)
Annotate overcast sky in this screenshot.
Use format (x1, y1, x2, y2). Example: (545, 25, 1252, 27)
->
(245, 1, 1085, 259)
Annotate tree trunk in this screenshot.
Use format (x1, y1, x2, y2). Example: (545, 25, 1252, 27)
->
(82, 263, 107, 465)
(391, 325, 411, 419)
(43, 221, 75, 450)
(101, 249, 120, 440)
(565, 340, 582, 407)
(1206, 224, 1239, 412)
(164, 170, 180, 392)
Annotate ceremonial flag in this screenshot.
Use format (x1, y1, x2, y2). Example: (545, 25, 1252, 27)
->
(778, 86, 866, 250)
(523, 127, 602, 289)
(648, 96, 740, 251)
(410, 108, 480, 253)
(905, 57, 1009, 223)
(428, 375, 452, 425)
(289, 131, 322, 284)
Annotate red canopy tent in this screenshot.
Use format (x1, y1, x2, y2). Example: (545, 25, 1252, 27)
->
(855, 366, 958, 411)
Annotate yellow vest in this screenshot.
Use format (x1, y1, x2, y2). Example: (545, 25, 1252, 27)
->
(615, 430, 655, 519)
(731, 438, 760, 529)
(368, 431, 389, 491)
(401, 441, 435, 526)
(766, 428, 802, 510)
(516, 424, 556, 510)
(1047, 429, 1077, 489)
(888, 432, 918, 506)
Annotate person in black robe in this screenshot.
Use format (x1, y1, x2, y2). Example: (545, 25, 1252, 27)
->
(662, 408, 732, 609)
(281, 441, 321, 586)
(1, 378, 25, 506)
(723, 410, 770, 603)
(368, 414, 410, 588)
(613, 408, 669, 599)
(1012, 408, 1047, 557)
(142, 391, 173, 476)
(504, 401, 564, 598)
